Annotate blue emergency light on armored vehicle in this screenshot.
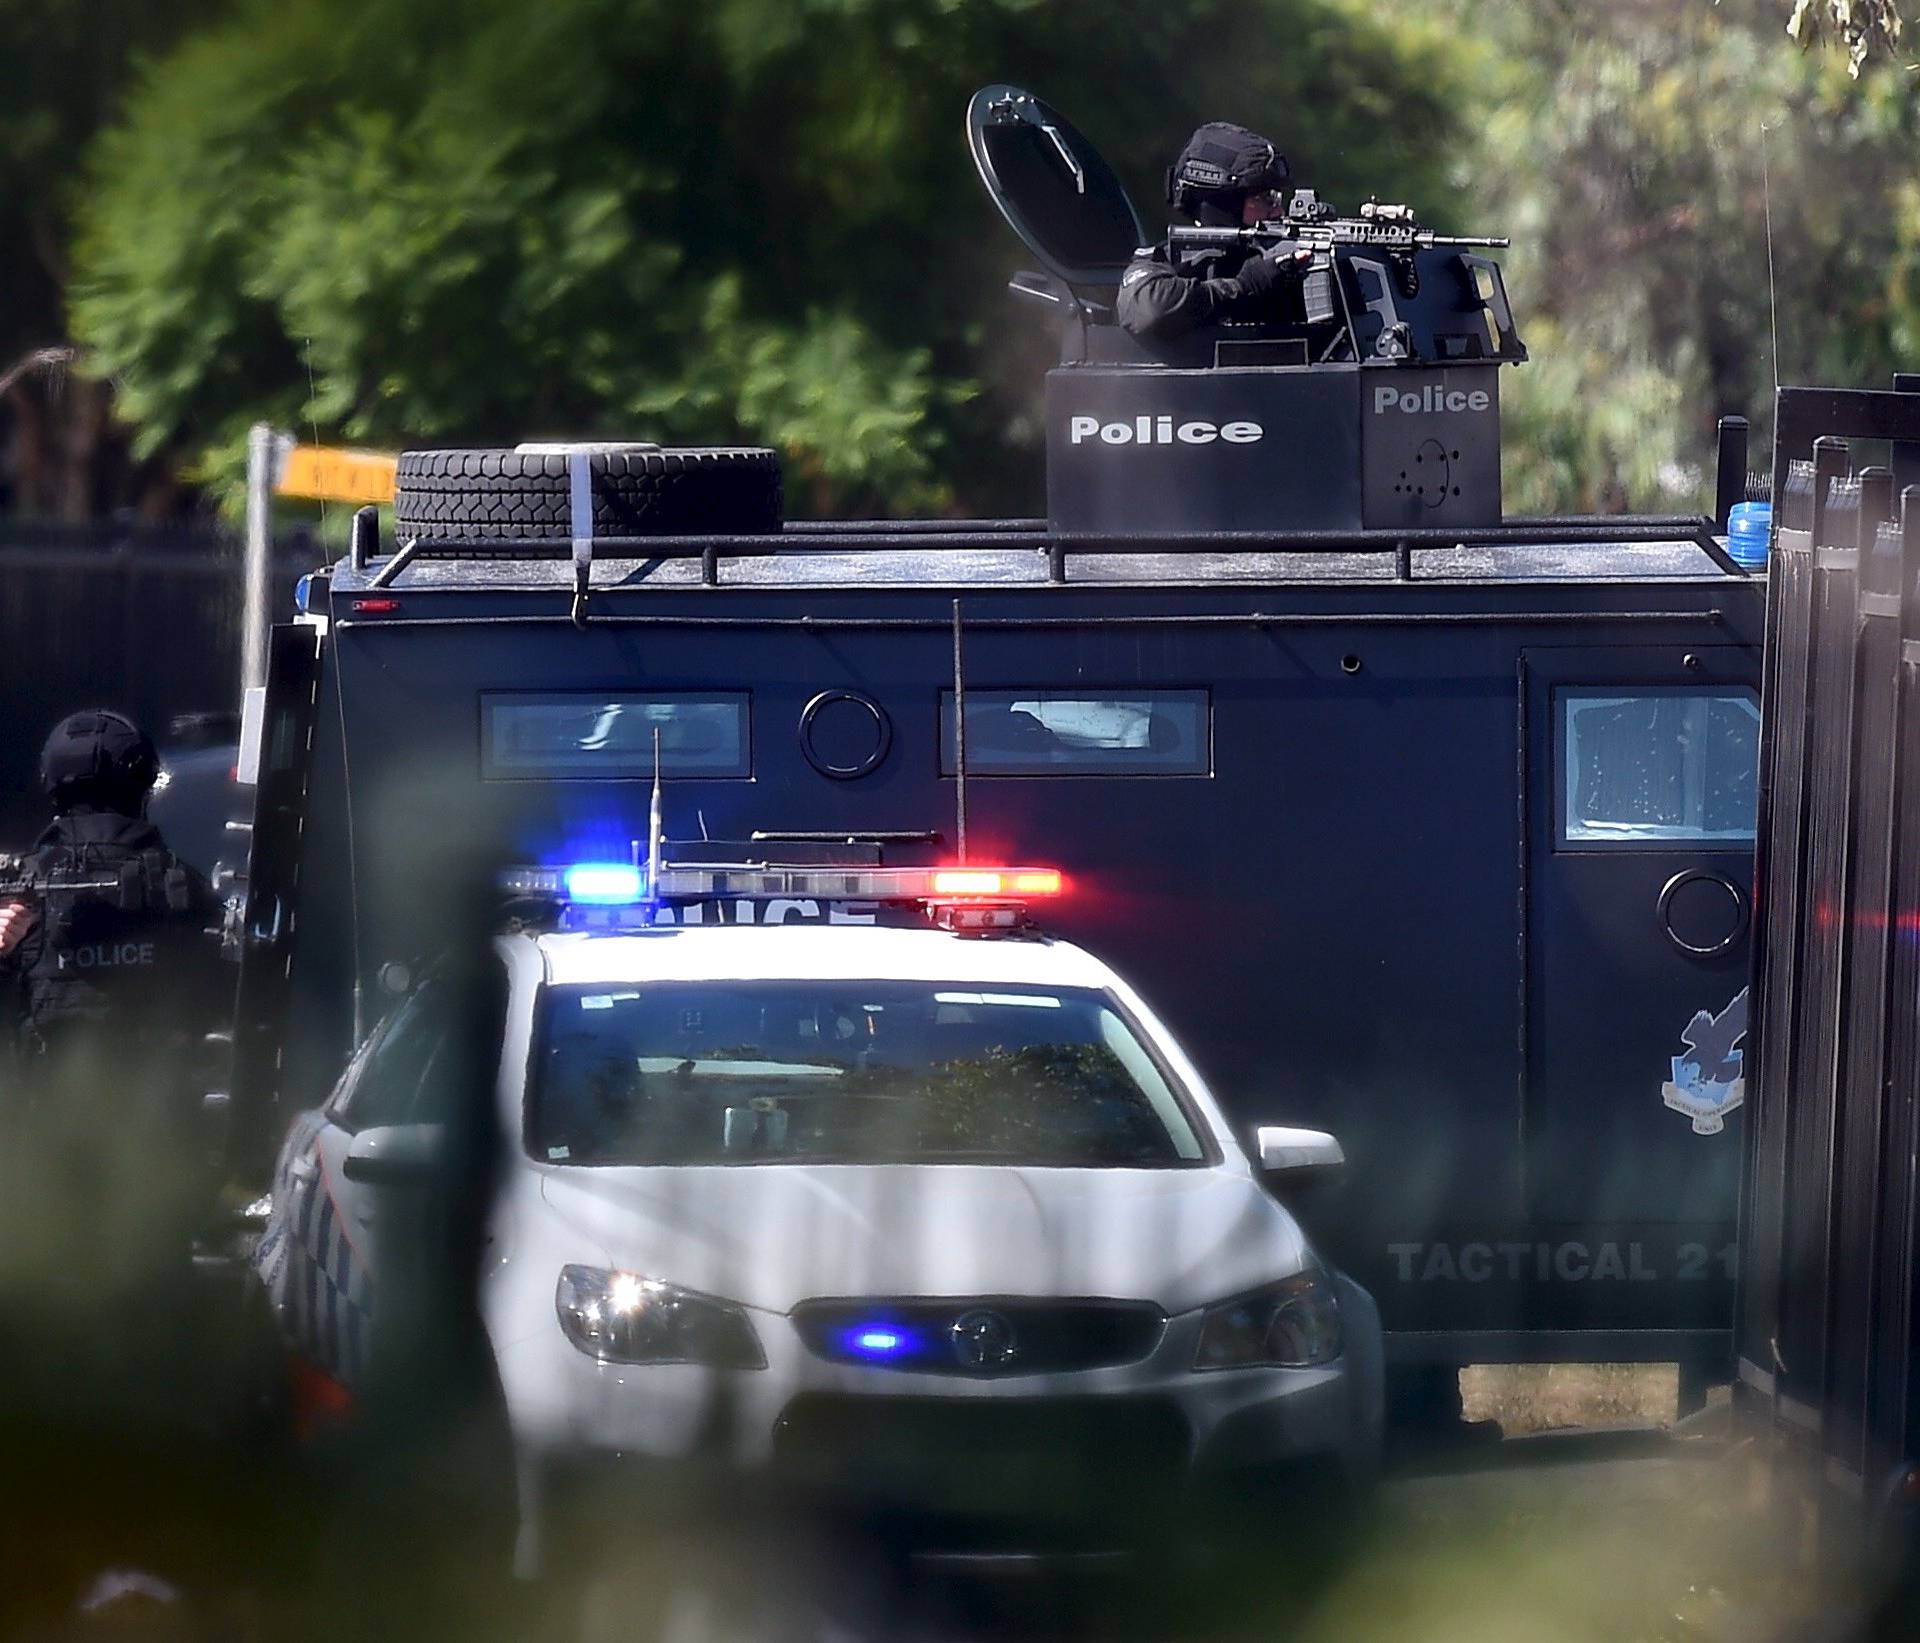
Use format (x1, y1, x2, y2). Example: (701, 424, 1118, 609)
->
(965, 85, 1524, 535)
(226, 82, 1792, 1427)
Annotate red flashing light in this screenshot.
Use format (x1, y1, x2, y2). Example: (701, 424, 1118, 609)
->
(1011, 869, 1064, 896)
(929, 867, 1064, 899)
(352, 598, 400, 613)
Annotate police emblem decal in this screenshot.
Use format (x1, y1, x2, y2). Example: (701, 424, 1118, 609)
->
(1661, 988, 1748, 1136)
(950, 1308, 1018, 1370)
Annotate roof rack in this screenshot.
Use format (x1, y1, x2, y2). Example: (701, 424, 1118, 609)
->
(355, 511, 1748, 596)
(350, 414, 1758, 593)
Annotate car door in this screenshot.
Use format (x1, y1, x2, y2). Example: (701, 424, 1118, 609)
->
(253, 1022, 380, 1388)
(1522, 645, 1761, 1320)
(305, 978, 462, 1382)
(256, 980, 456, 1392)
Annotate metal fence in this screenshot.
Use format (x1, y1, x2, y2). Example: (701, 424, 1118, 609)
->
(1738, 379, 1920, 1512)
(0, 521, 305, 848)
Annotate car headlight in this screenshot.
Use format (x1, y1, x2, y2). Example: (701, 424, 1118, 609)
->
(1193, 1269, 1342, 1370)
(555, 1266, 765, 1369)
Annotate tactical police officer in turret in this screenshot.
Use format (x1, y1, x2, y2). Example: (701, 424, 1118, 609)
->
(0, 711, 224, 1111)
(1117, 122, 1313, 343)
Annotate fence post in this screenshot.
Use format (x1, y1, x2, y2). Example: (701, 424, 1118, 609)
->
(1809, 437, 1852, 546)
(1715, 415, 1750, 529)
(1857, 468, 1894, 549)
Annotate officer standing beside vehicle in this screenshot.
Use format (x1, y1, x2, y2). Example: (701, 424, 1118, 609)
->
(0, 710, 226, 1119)
(1117, 121, 1314, 342)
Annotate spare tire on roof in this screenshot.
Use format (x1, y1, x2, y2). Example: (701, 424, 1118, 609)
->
(392, 444, 783, 543)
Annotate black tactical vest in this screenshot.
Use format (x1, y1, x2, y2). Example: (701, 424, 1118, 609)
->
(3, 810, 219, 1056)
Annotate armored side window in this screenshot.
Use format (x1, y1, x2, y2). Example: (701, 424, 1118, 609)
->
(481, 692, 750, 780)
(1557, 688, 1760, 847)
(939, 690, 1210, 776)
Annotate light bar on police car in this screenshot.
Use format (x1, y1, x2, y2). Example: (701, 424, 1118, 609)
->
(564, 863, 647, 904)
(653, 863, 1062, 901)
(499, 862, 1064, 906)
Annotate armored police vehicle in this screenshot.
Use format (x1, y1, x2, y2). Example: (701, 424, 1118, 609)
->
(231, 86, 1766, 1417)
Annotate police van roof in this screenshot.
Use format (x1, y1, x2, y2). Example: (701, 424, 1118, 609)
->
(329, 532, 1737, 597)
(529, 923, 1115, 990)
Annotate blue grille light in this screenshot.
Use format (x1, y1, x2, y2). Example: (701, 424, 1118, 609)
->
(848, 1327, 909, 1359)
(564, 862, 647, 905)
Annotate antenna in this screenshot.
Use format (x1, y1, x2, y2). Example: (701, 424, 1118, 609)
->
(648, 727, 664, 892)
(951, 598, 968, 863)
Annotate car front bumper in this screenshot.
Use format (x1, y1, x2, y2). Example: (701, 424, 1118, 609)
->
(496, 1292, 1378, 1566)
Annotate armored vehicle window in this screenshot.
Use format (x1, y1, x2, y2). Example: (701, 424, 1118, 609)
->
(481, 692, 749, 780)
(939, 690, 1209, 776)
(1559, 688, 1760, 847)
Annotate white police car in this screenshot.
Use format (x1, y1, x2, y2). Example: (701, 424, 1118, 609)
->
(252, 860, 1382, 1567)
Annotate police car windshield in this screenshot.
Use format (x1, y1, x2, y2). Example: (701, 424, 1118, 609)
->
(529, 980, 1206, 1168)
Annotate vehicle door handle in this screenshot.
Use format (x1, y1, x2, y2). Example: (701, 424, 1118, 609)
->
(289, 1156, 318, 1184)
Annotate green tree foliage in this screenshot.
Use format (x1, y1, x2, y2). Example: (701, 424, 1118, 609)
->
(70, 0, 1469, 516)
(1431, 0, 1920, 513)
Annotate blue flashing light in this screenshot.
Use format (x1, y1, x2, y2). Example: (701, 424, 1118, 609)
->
(846, 1326, 911, 1360)
(294, 573, 315, 614)
(564, 862, 647, 905)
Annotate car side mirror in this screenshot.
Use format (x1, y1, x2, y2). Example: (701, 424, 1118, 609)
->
(343, 1123, 445, 1184)
(1253, 1125, 1346, 1174)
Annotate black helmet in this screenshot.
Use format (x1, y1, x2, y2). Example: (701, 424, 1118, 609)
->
(1167, 122, 1288, 223)
(40, 710, 159, 811)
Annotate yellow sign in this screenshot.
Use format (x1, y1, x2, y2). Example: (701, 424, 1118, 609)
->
(276, 445, 397, 504)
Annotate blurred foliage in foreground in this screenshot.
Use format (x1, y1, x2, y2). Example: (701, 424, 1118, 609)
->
(31, 0, 1920, 518)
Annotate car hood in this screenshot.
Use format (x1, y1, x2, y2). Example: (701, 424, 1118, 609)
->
(533, 1163, 1307, 1317)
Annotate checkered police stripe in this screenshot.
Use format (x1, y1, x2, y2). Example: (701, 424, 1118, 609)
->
(292, 1165, 373, 1383)
(255, 1121, 375, 1389)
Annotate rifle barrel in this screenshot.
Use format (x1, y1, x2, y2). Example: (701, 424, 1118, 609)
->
(1167, 227, 1510, 250)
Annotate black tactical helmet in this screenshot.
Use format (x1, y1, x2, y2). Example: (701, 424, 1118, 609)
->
(40, 710, 159, 811)
(1167, 122, 1288, 222)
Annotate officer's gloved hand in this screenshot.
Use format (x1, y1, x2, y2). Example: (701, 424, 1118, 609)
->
(1235, 245, 1313, 298)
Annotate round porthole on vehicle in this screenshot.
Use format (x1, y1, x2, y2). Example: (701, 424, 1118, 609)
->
(800, 689, 892, 780)
(1657, 869, 1748, 958)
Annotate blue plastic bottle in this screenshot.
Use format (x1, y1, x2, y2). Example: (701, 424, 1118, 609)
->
(1726, 500, 1772, 569)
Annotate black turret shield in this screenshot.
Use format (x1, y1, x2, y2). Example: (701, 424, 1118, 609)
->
(966, 85, 1145, 291)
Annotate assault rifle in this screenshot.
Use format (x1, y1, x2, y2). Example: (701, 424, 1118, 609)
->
(0, 853, 203, 961)
(1168, 189, 1510, 330)
(0, 856, 193, 912)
